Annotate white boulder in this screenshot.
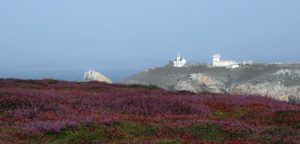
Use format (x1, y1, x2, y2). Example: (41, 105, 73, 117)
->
(83, 70, 112, 83)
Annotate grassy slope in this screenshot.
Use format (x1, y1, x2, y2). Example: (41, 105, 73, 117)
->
(0, 79, 300, 144)
(123, 64, 300, 91)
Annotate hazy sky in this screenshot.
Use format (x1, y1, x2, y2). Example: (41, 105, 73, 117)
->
(0, 0, 300, 81)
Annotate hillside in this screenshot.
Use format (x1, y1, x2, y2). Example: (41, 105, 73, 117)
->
(123, 63, 300, 102)
(0, 79, 300, 143)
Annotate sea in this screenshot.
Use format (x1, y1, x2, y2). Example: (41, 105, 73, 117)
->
(0, 68, 139, 83)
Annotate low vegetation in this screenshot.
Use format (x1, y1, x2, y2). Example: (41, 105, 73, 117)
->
(0, 79, 299, 143)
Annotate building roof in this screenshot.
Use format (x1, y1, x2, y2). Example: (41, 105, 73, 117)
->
(213, 53, 221, 57)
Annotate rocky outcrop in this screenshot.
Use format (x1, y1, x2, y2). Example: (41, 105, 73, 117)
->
(175, 80, 197, 93)
(83, 70, 112, 83)
(123, 64, 300, 102)
(175, 74, 227, 93)
(273, 69, 300, 76)
(231, 82, 300, 101)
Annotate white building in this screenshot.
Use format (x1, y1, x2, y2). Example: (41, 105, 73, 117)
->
(241, 60, 255, 65)
(212, 53, 239, 68)
(173, 53, 187, 67)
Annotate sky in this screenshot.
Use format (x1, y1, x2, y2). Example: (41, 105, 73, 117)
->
(0, 0, 300, 81)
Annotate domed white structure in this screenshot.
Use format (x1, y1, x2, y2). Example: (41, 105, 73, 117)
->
(212, 53, 239, 68)
(173, 53, 187, 67)
(83, 70, 112, 83)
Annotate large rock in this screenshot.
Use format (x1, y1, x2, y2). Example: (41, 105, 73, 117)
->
(83, 70, 112, 83)
(230, 68, 300, 101)
(175, 80, 197, 93)
(175, 73, 226, 93)
(231, 82, 300, 101)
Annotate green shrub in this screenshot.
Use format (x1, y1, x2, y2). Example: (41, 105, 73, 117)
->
(159, 139, 181, 144)
(120, 122, 158, 136)
(273, 110, 300, 128)
(265, 126, 299, 136)
(213, 111, 229, 118)
(185, 123, 228, 142)
(48, 124, 123, 144)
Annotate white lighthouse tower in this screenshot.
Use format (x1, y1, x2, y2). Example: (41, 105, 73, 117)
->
(173, 53, 187, 67)
(212, 53, 221, 66)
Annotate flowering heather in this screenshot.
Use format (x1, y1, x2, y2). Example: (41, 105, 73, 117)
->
(0, 79, 299, 144)
(23, 120, 78, 135)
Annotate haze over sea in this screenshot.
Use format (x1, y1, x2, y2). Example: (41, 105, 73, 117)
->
(1, 0, 299, 82)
